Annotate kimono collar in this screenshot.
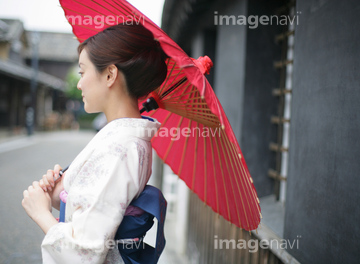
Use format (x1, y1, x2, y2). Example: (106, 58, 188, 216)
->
(104, 115, 161, 142)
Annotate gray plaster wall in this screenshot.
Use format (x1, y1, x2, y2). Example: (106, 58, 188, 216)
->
(213, 0, 248, 147)
(214, 0, 284, 197)
(239, 0, 285, 197)
(284, 0, 360, 263)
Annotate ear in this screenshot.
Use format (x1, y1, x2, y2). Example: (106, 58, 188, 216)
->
(106, 65, 118, 88)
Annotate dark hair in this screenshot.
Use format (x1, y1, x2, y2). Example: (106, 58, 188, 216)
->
(78, 23, 167, 99)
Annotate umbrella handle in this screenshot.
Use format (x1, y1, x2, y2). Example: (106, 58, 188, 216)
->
(53, 165, 69, 183)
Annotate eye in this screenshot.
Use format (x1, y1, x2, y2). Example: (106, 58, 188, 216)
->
(78, 71, 84, 77)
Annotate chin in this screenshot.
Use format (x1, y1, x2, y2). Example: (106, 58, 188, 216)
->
(84, 106, 100, 114)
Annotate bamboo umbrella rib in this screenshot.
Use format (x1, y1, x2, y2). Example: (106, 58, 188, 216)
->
(166, 106, 214, 115)
(203, 125, 207, 203)
(161, 83, 193, 102)
(218, 133, 242, 227)
(92, 0, 130, 18)
(164, 106, 216, 117)
(230, 145, 256, 229)
(161, 113, 217, 128)
(113, 1, 136, 18)
(228, 140, 257, 229)
(147, 109, 157, 117)
(178, 120, 192, 176)
(163, 88, 199, 101)
(222, 132, 250, 230)
(163, 116, 184, 160)
(161, 68, 184, 97)
(191, 122, 199, 190)
(208, 133, 219, 215)
(235, 151, 261, 223)
(232, 145, 261, 222)
(164, 107, 219, 120)
(72, 0, 128, 25)
(165, 96, 207, 103)
(61, 7, 102, 32)
(150, 110, 171, 144)
(158, 60, 177, 96)
(213, 133, 231, 223)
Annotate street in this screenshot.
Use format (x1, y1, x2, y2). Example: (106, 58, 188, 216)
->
(0, 130, 188, 264)
(0, 130, 96, 264)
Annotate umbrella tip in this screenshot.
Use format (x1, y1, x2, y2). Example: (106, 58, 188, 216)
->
(221, 124, 225, 130)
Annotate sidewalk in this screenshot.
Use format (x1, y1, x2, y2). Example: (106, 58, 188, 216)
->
(0, 130, 189, 264)
(0, 128, 28, 144)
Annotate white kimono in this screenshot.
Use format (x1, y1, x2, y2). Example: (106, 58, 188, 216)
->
(41, 117, 161, 263)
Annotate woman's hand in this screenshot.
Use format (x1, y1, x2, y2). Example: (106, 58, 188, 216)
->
(39, 164, 65, 211)
(39, 164, 62, 192)
(22, 181, 52, 221)
(22, 181, 58, 234)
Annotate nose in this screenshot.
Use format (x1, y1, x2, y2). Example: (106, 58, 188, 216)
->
(77, 80, 82, 90)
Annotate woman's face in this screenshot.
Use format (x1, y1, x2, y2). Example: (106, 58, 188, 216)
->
(77, 49, 107, 113)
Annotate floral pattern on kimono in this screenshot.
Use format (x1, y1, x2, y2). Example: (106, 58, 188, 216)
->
(41, 117, 161, 263)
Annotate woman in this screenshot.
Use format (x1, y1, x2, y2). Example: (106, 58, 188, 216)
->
(21, 23, 167, 263)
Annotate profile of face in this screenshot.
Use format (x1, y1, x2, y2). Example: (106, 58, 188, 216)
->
(77, 49, 109, 113)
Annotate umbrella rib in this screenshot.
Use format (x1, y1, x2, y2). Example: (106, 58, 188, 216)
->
(236, 151, 261, 227)
(162, 88, 199, 101)
(233, 145, 261, 229)
(165, 111, 220, 126)
(161, 83, 193, 102)
(159, 60, 177, 96)
(218, 132, 242, 228)
(222, 132, 251, 230)
(150, 110, 171, 144)
(203, 126, 207, 203)
(165, 96, 206, 102)
(165, 107, 219, 119)
(163, 116, 184, 160)
(225, 136, 256, 230)
(162, 110, 219, 127)
(107, 1, 140, 21)
(70, 0, 122, 26)
(165, 105, 218, 115)
(191, 122, 199, 190)
(91, 0, 129, 18)
(208, 133, 219, 215)
(61, 7, 102, 32)
(160, 70, 184, 98)
(213, 132, 231, 223)
(147, 108, 158, 117)
(178, 120, 192, 176)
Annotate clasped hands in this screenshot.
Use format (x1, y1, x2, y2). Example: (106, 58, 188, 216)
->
(22, 164, 65, 231)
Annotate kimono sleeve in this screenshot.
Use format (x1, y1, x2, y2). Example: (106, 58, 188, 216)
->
(41, 139, 144, 263)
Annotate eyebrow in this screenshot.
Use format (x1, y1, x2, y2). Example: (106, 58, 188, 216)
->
(79, 62, 84, 67)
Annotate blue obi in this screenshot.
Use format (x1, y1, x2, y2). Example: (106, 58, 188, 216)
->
(59, 185, 167, 264)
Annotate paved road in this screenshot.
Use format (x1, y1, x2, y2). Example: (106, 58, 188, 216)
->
(0, 131, 96, 264)
(0, 130, 189, 264)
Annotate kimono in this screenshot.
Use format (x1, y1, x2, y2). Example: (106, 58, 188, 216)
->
(41, 116, 161, 263)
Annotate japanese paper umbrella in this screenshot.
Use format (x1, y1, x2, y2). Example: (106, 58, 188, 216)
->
(59, 0, 261, 231)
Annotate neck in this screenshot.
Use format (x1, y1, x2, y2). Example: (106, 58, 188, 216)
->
(103, 92, 142, 123)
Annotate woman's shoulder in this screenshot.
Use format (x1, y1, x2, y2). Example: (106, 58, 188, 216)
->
(96, 117, 160, 143)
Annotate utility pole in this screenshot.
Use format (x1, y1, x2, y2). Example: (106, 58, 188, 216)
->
(27, 31, 40, 136)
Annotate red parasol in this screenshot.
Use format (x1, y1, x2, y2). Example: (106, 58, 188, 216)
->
(59, 0, 261, 231)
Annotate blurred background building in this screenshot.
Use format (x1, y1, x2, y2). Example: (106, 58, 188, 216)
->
(0, 18, 78, 136)
(158, 0, 360, 263)
(0, 0, 359, 263)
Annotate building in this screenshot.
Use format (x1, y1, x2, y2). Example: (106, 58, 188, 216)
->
(0, 18, 78, 134)
(160, 0, 360, 263)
